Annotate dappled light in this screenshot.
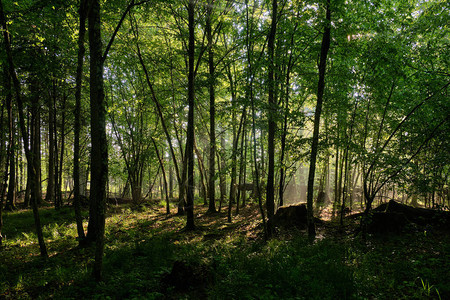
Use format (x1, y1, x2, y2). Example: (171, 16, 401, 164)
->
(0, 0, 449, 298)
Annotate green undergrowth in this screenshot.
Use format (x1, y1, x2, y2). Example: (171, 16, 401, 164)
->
(1, 204, 449, 299)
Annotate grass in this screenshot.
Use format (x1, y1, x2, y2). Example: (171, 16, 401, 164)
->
(1, 201, 449, 299)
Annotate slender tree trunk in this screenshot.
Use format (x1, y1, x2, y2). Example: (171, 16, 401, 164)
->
(54, 87, 61, 209)
(177, 150, 188, 215)
(227, 66, 242, 222)
(47, 83, 55, 205)
(31, 80, 42, 206)
(57, 94, 67, 207)
(228, 108, 247, 223)
(218, 134, 226, 212)
(236, 116, 247, 215)
(0, 154, 4, 246)
(278, 87, 289, 207)
(279, 30, 297, 207)
(332, 124, 340, 217)
(87, 0, 107, 281)
(340, 103, 357, 225)
(0, 94, 6, 246)
(185, 0, 196, 230)
(266, 0, 278, 237)
(306, 0, 331, 241)
(0, 0, 47, 257)
(245, 0, 267, 238)
(73, 0, 87, 241)
(5, 68, 15, 211)
(242, 130, 249, 207)
(169, 162, 174, 200)
(207, 0, 216, 213)
(152, 138, 170, 214)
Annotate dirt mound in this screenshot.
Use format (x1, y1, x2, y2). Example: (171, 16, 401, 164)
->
(368, 200, 450, 233)
(273, 203, 323, 229)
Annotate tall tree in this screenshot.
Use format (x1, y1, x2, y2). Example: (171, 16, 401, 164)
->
(306, 0, 331, 241)
(266, 0, 278, 237)
(185, 0, 196, 230)
(86, 0, 107, 281)
(73, 0, 88, 242)
(206, 0, 217, 213)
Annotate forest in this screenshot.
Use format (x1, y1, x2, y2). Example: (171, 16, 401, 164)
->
(0, 0, 449, 298)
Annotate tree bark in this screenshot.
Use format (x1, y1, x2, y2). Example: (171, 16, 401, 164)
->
(266, 0, 278, 237)
(169, 162, 174, 200)
(207, 0, 216, 213)
(218, 134, 226, 212)
(30, 79, 42, 206)
(57, 93, 67, 208)
(5, 67, 15, 211)
(73, 0, 87, 242)
(227, 65, 242, 223)
(87, 0, 107, 281)
(152, 138, 170, 214)
(46, 81, 55, 206)
(306, 0, 331, 241)
(185, 0, 196, 230)
(245, 0, 267, 239)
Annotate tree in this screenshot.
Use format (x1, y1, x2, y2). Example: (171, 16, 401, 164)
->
(266, 0, 278, 238)
(73, 0, 88, 242)
(86, 0, 107, 280)
(206, 0, 217, 213)
(185, 0, 196, 230)
(306, 0, 331, 241)
(4, 66, 15, 211)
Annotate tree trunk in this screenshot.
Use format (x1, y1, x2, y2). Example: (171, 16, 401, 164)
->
(152, 138, 170, 214)
(245, 0, 267, 239)
(193, 138, 207, 205)
(73, 0, 87, 241)
(242, 130, 249, 207)
(236, 116, 247, 215)
(5, 67, 15, 211)
(218, 134, 226, 212)
(266, 0, 278, 237)
(306, 0, 331, 241)
(169, 162, 174, 200)
(46, 82, 55, 206)
(1, 69, 11, 245)
(30, 79, 42, 207)
(57, 94, 67, 207)
(185, 0, 196, 230)
(227, 65, 242, 223)
(207, 0, 216, 213)
(87, 0, 107, 281)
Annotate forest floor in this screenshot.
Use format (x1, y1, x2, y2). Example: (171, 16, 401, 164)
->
(1, 199, 449, 299)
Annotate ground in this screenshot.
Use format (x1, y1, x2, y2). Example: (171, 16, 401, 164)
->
(0, 200, 449, 299)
